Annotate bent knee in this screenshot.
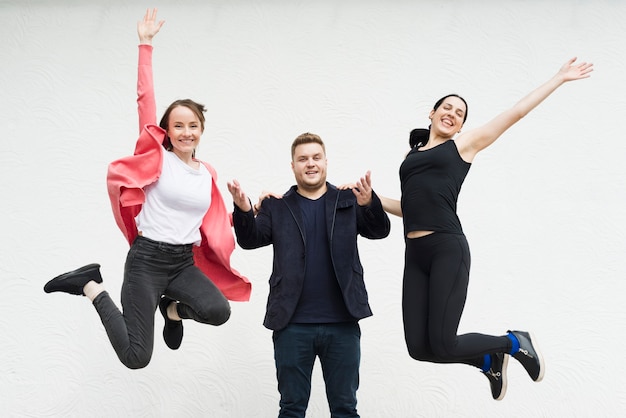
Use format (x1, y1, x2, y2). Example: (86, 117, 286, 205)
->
(199, 302, 231, 326)
(429, 344, 456, 362)
(122, 354, 152, 370)
(407, 340, 456, 362)
(408, 346, 431, 362)
(212, 304, 231, 326)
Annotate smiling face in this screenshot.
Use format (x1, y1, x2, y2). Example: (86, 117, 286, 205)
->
(291, 142, 328, 196)
(429, 95, 467, 138)
(159, 99, 206, 159)
(166, 105, 203, 158)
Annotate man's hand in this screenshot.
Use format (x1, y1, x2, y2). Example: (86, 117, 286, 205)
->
(227, 179, 252, 212)
(352, 170, 373, 206)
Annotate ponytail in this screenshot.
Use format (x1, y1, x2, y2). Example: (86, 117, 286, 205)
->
(409, 127, 430, 149)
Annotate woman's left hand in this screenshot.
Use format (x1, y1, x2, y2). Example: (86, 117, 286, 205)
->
(558, 57, 593, 82)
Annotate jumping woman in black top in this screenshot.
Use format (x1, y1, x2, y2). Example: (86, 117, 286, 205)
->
(380, 57, 593, 400)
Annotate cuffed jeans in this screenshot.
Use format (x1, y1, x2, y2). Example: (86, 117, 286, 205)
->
(92, 236, 231, 369)
(273, 323, 361, 418)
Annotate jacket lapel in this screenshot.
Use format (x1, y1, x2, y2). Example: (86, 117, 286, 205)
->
(283, 186, 306, 241)
(325, 184, 339, 241)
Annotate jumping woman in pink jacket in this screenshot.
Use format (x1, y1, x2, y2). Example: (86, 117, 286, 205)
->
(44, 8, 250, 369)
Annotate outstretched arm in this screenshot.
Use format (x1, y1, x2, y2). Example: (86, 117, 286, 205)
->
(379, 195, 402, 217)
(137, 9, 164, 133)
(456, 57, 593, 162)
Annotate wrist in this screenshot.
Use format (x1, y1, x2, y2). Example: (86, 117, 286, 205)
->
(235, 198, 253, 214)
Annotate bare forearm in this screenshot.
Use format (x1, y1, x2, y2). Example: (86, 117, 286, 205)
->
(458, 58, 592, 158)
(512, 74, 565, 120)
(460, 76, 563, 157)
(379, 195, 402, 217)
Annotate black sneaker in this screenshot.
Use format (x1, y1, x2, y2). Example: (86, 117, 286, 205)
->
(509, 330, 545, 382)
(44, 263, 102, 295)
(483, 352, 508, 401)
(159, 296, 183, 350)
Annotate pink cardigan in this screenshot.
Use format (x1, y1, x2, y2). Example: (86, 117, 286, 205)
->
(106, 45, 251, 302)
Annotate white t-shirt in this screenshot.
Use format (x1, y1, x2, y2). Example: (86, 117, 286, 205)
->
(136, 151, 212, 245)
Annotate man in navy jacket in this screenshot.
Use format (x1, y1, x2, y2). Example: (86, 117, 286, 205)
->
(228, 132, 390, 418)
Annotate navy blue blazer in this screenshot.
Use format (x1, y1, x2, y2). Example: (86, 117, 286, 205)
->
(232, 183, 391, 331)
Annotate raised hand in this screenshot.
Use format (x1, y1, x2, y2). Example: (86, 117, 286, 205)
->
(351, 170, 373, 207)
(138, 8, 165, 45)
(558, 57, 594, 83)
(227, 179, 252, 212)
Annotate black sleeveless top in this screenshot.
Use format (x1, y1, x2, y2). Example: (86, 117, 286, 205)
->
(399, 140, 471, 235)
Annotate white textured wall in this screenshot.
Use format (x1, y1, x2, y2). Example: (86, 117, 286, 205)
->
(1, 0, 624, 417)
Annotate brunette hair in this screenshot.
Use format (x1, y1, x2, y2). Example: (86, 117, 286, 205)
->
(159, 99, 207, 151)
(433, 94, 468, 123)
(409, 94, 469, 149)
(291, 132, 326, 159)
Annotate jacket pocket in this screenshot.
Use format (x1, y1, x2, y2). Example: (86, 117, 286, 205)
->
(336, 199, 355, 210)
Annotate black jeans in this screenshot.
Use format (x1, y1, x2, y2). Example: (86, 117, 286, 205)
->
(92, 236, 231, 369)
(402, 233, 510, 369)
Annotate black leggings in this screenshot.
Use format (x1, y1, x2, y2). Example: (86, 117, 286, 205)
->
(402, 232, 510, 369)
(92, 236, 231, 369)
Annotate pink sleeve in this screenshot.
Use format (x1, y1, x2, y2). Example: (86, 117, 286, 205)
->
(137, 44, 157, 133)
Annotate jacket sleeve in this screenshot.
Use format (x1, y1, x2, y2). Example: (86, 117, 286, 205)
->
(106, 125, 165, 245)
(105, 46, 164, 246)
(137, 44, 157, 135)
(356, 190, 391, 240)
(232, 200, 274, 249)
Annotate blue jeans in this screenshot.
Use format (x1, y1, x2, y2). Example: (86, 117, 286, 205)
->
(273, 323, 361, 418)
(92, 236, 230, 369)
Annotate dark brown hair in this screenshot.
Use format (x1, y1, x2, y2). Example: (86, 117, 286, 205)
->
(159, 99, 207, 151)
(409, 94, 469, 149)
(433, 94, 468, 123)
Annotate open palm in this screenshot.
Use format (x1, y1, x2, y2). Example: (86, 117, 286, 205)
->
(560, 57, 594, 82)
